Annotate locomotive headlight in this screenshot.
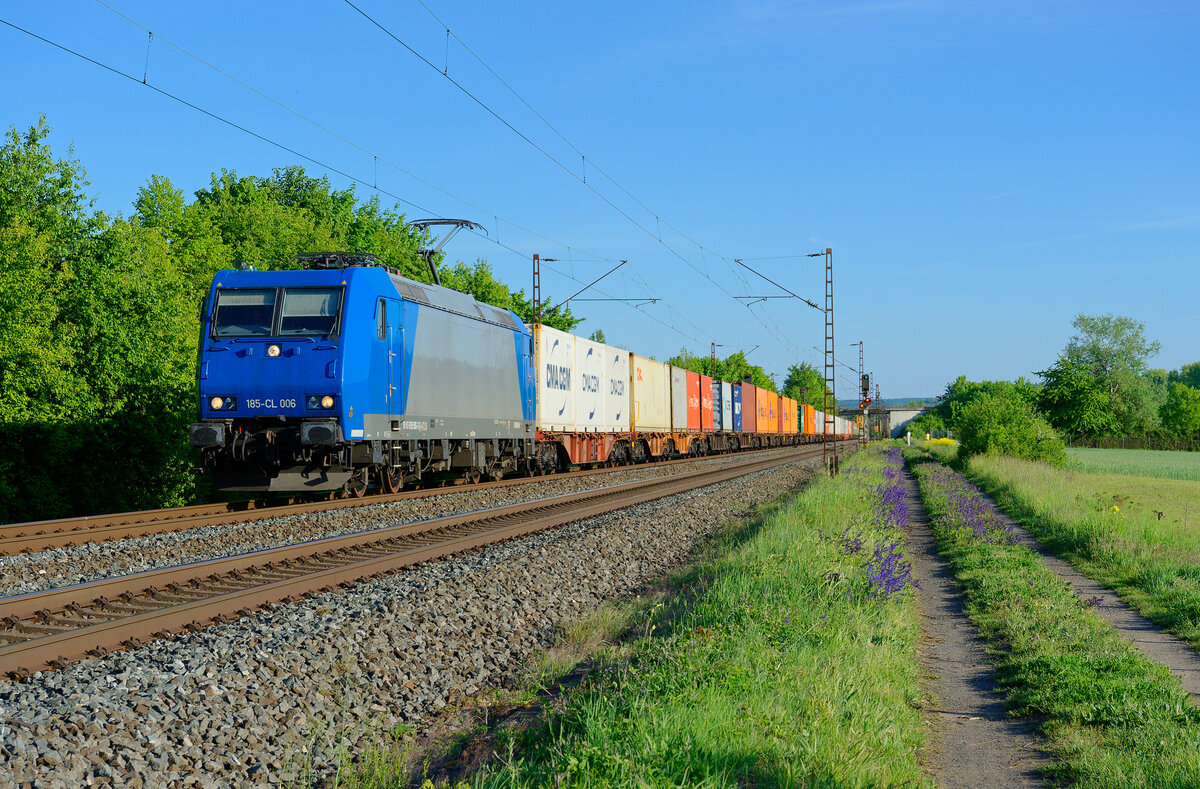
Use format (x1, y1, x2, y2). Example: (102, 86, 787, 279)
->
(321, 395, 334, 409)
(209, 396, 236, 411)
(307, 395, 335, 410)
(210, 396, 224, 410)
(267, 344, 282, 358)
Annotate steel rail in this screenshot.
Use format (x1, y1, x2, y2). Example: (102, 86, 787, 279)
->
(0, 445, 838, 679)
(0, 444, 827, 555)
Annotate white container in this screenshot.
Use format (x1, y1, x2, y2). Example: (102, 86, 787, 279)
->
(605, 345, 631, 432)
(632, 354, 671, 431)
(720, 381, 732, 432)
(534, 324, 575, 432)
(670, 366, 688, 431)
(574, 335, 606, 432)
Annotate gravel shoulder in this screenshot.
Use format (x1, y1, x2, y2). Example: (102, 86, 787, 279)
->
(0, 451, 791, 598)
(905, 471, 1049, 788)
(0, 455, 820, 788)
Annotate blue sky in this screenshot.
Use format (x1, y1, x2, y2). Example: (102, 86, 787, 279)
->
(3, 1, 1196, 399)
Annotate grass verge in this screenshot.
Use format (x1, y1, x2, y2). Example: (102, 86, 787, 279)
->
(443, 444, 931, 787)
(909, 450, 1200, 787)
(965, 453, 1200, 650)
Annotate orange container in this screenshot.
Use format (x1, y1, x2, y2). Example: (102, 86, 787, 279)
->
(741, 384, 757, 432)
(758, 391, 777, 433)
(700, 375, 714, 432)
(686, 371, 701, 432)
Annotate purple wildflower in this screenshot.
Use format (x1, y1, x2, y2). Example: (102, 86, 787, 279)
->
(919, 465, 1018, 545)
(840, 528, 864, 555)
(865, 540, 921, 601)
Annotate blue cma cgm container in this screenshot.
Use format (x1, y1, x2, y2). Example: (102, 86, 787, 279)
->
(731, 384, 743, 432)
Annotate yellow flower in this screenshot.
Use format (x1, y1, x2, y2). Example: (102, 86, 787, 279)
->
(1109, 505, 1120, 513)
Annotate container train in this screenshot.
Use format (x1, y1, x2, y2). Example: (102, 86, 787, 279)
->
(189, 253, 855, 494)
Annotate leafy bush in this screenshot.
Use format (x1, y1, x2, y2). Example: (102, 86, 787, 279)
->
(955, 392, 1067, 466)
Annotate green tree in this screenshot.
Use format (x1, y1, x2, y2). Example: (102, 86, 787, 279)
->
(908, 410, 947, 436)
(1169, 361, 1200, 390)
(0, 118, 106, 521)
(1045, 312, 1162, 434)
(781, 362, 831, 409)
(956, 392, 1067, 466)
(588, 329, 606, 343)
(918, 375, 1040, 434)
(1038, 357, 1119, 436)
(666, 349, 775, 391)
(1160, 383, 1200, 437)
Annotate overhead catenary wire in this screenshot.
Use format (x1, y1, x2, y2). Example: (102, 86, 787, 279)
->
(88, 0, 620, 268)
(0, 12, 710, 350)
(87, 0, 738, 349)
(341, 0, 812, 357)
(7, 8, 803, 359)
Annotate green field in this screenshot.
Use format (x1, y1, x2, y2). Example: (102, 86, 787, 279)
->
(1067, 447, 1200, 482)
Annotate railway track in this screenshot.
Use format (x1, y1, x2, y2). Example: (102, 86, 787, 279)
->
(0, 445, 834, 679)
(0, 443, 831, 555)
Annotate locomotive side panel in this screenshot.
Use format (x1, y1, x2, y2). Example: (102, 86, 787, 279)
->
(401, 304, 526, 439)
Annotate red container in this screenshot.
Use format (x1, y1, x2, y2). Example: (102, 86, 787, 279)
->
(686, 370, 701, 432)
(700, 375, 714, 432)
(741, 383, 757, 433)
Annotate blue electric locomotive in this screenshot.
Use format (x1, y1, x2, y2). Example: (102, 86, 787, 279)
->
(189, 253, 537, 494)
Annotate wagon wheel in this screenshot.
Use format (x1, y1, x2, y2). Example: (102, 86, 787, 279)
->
(490, 466, 504, 482)
(347, 470, 369, 498)
(381, 465, 402, 494)
(468, 468, 482, 484)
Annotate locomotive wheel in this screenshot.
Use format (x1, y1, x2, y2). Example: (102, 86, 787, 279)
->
(381, 466, 402, 494)
(347, 471, 369, 498)
(469, 469, 482, 484)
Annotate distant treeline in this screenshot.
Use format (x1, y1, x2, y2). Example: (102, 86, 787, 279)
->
(911, 313, 1200, 464)
(0, 118, 581, 523)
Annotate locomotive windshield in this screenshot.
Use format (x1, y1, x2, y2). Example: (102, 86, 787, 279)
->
(212, 286, 343, 338)
(278, 288, 341, 335)
(212, 289, 276, 337)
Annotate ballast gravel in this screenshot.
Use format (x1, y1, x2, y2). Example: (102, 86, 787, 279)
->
(0, 456, 819, 788)
(0, 451, 790, 598)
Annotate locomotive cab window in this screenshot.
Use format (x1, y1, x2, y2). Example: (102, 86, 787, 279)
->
(211, 286, 344, 338)
(212, 289, 276, 337)
(376, 299, 387, 340)
(279, 288, 342, 336)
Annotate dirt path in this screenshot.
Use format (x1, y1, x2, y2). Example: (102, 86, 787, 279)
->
(995, 496, 1200, 699)
(904, 472, 1049, 788)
